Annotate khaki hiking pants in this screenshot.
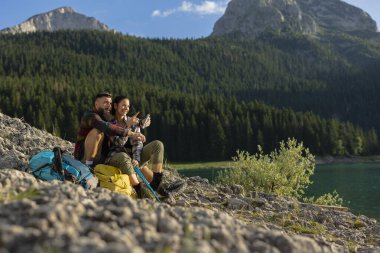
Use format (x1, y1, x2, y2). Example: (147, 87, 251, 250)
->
(108, 140, 164, 175)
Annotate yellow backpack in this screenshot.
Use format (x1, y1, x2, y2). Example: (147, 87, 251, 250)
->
(94, 164, 136, 197)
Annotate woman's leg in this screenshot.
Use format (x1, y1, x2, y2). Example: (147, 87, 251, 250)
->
(108, 152, 139, 186)
(140, 166, 153, 183)
(139, 140, 167, 192)
(140, 140, 164, 173)
(139, 140, 186, 197)
(140, 140, 164, 183)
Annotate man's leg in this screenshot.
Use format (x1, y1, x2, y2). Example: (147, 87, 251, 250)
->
(84, 128, 104, 167)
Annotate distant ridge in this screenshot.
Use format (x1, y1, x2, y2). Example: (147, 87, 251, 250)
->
(0, 6, 112, 34)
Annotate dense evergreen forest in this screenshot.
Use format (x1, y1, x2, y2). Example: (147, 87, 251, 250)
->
(0, 31, 379, 161)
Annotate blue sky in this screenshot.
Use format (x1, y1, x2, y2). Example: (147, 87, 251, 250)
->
(0, 0, 379, 38)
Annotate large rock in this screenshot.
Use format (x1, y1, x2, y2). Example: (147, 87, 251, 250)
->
(0, 112, 73, 170)
(1, 6, 111, 34)
(211, 0, 378, 38)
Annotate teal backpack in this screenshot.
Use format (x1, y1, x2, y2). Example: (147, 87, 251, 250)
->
(29, 147, 97, 189)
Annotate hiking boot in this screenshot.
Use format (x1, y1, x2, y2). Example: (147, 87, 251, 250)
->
(156, 180, 187, 198)
(136, 184, 154, 199)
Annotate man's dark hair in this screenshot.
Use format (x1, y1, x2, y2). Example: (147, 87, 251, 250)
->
(93, 92, 112, 104)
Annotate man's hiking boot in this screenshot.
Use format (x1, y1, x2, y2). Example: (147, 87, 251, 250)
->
(156, 180, 187, 198)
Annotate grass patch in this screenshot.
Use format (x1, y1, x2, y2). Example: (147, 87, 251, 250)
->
(268, 211, 326, 236)
(285, 220, 327, 235)
(286, 223, 320, 234)
(251, 212, 263, 219)
(325, 234, 338, 242)
(202, 191, 219, 200)
(169, 161, 233, 170)
(310, 221, 326, 231)
(0, 187, 40, 202)
(353, 219, 366, 229)
(348, 241, 358, 253)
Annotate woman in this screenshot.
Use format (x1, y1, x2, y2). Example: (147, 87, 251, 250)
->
(106, 95, 179, 198)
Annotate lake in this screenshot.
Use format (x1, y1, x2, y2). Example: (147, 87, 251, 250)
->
(177, 163, 380, 220)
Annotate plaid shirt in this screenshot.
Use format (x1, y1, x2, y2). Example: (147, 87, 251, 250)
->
(105, 116, 143, 163)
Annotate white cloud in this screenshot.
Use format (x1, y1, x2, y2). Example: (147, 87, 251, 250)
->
(195, 1, 226, 14)
(179, 1, 193, 12)
(152, 0, 230, 17)
(152, 10, 161, 17)
(152, 9, 176, 17)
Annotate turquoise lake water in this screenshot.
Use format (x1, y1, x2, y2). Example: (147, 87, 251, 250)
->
(178, 163, 380, 220)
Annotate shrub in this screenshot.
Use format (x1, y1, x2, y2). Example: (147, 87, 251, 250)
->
(303, 190, 343, 206)
(216, 138, 315, 198)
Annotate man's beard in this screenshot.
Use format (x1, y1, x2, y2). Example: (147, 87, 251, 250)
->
(98, 108, 113, 121)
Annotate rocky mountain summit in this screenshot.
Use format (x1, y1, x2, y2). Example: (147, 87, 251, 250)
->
(212, 0, 378, 38)
(1, 112, 380, 253)
(0, 7, 111, 34)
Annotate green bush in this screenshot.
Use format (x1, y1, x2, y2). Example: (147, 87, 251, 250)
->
(303, 190, 343, 206)
(216, 138, 315, 198)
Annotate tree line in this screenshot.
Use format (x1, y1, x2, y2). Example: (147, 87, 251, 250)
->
(0, 31, 379, 160)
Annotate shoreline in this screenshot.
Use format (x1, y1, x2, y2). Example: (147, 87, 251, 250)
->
(316, 155, 380, 165)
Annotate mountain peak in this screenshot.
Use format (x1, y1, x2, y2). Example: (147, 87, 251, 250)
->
(1, 6, 111, 34)
(53, 6, 75, 14)
(211, 0, 378, 38)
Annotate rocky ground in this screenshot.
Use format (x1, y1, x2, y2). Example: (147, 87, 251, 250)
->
(1, 112, 380, 253)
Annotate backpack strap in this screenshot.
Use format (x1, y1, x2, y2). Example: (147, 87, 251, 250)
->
(32, 162, 51, 175)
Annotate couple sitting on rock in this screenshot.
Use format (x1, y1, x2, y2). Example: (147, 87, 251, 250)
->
(74, 92, 185, 198)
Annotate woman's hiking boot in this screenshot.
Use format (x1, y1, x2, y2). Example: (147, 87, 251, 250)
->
(134, 183, 154, 199)
(150, 172, 163, 190)
(150, 171, 187, 198)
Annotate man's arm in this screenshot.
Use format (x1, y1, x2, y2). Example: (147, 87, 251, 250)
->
(87, 112, 129, 136)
